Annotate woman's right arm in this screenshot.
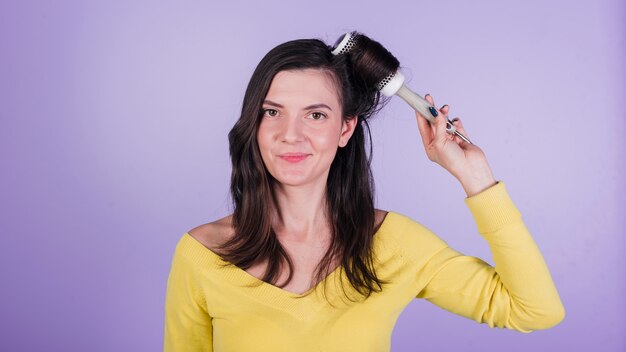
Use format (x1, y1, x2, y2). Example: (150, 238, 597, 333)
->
(164, 242, 213, 351)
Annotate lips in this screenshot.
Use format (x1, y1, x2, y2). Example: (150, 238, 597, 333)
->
(278, 153, 310, 163)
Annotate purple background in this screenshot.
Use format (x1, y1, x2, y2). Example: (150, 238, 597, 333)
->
(1, 0, 624, 351)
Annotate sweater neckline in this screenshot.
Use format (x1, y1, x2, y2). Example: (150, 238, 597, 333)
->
(181, 211, 396, 302)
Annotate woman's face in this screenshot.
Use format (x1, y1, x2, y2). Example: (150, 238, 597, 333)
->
(257, 68, 357, 188)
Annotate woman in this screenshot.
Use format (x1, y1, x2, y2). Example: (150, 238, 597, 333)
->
(164, 35, 565, 351)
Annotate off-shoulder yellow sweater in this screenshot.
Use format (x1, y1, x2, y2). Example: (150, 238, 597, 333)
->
(163, 181, 565, 351)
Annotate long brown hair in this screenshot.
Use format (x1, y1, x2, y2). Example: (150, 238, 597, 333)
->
(214, 33, 400, 302)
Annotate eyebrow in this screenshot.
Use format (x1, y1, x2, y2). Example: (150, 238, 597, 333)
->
(263, 99, 333, 111)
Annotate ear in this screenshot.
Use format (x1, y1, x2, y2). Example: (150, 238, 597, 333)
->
(338, 115, 358, 148)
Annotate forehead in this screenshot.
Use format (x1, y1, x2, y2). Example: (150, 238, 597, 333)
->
(265, 69, 340, 107)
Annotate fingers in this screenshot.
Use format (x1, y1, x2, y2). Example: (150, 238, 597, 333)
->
(450, 117, 470, 145)
(424, 94, 450, 142)
(415, 105, 434, 149)
(441, 105, 456, 134)
(451, 117, 464, 133)
(417, 93, 472, 151)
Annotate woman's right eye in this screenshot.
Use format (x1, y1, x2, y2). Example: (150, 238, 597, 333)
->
(263, 108, 278, 117)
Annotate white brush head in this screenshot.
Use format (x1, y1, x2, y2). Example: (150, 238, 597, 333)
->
(331, 31, 358, 55)
(376, 71, 405, 97)
(331, 31, 404, 97)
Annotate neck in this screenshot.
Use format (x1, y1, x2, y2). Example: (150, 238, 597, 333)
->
(271, 178, 331, 245)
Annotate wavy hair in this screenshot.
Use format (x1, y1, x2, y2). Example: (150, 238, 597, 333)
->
(213, 33, 400, 303)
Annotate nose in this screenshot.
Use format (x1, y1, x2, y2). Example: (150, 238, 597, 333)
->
(280, 115, 305, 143)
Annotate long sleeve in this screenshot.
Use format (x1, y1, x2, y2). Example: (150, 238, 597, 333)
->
(164, 240, 213, 351)
(414, 181, 565, 333)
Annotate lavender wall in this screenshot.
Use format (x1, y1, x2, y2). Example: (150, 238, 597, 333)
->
(1, 0, 624, 351)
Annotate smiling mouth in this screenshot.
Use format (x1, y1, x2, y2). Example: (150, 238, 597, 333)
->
(278, 154, 310, 163)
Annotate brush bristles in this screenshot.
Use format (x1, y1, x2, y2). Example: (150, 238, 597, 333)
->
(332, 32, 359, 55)
(338, 34, 358, 55)
(331, 30, 401, 96)
(376, 72, 395, 91)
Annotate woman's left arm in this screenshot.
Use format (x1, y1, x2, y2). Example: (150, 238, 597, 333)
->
(415, 181, 565, 332)
(412, 94, 565, 331)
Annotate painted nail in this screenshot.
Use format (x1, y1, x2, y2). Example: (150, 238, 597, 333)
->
(428, 106, 438, 117)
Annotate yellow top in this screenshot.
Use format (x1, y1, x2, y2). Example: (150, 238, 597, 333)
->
(163, 181, 565, 351)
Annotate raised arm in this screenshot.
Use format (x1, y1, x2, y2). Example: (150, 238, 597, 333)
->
(409, 93, 564, 331)
(414, 181, 565, 332)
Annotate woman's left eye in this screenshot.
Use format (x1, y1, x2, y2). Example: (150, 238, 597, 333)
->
(309, 112, 327, 120)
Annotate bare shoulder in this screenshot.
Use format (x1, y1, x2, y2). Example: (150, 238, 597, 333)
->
(187, 214, 235, 251)
(374, 208, 389, 231)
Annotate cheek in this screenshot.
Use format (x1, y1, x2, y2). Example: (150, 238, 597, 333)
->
(317, 134, 337, 149)
(256, 124, 272, 152)
(313, 126, 342, 151)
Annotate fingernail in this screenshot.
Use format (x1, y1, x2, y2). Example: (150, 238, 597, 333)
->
(441, 104, 448, 110)
(428, 106, 438, 117)
(452, 118, 459, 122)
(446, 122, 452, 129)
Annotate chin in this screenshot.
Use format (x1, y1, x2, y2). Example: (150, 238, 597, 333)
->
(270, 170, 319, 187)
(273, 175, 309, 187)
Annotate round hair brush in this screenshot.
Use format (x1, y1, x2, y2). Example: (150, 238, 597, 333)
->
(331, 31, 473, 145)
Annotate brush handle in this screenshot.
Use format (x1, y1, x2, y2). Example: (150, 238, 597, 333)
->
(394, 84, 473, 144)
(395, 84, 439, 124)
